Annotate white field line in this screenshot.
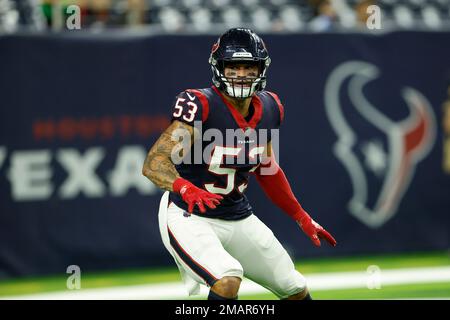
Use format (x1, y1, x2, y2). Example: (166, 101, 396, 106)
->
(1, 266, 450, 300)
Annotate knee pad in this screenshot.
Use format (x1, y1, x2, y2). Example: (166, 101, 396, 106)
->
(277, 269, 307, 299)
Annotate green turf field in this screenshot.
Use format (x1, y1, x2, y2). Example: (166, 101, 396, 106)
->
(0, 251, 448, 299)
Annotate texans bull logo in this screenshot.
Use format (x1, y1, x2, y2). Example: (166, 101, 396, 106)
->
(324, 61, 436, 228)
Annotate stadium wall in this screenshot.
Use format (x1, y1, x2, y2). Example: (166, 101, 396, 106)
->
(0, 31, 449, 278)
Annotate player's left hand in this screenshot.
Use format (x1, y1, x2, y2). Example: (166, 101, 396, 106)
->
(296, 213, 337, 247)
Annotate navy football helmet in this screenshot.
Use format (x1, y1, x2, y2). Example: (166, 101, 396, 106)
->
(209, 28, 271, 99)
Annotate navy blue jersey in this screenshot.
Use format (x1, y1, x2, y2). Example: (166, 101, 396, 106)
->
(169, 86, 284, 220)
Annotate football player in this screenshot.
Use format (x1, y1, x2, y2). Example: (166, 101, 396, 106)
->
(142, 28, 336, 300)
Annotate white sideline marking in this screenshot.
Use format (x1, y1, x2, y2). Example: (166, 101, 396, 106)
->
(2, 266, 450, 300)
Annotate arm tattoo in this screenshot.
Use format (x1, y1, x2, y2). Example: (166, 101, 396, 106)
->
(142, 121, 193, 191)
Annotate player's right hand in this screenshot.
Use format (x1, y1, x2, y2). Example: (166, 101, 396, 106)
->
(173, 178, 223, 213)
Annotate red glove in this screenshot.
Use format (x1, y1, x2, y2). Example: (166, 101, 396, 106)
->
(254, 155, 336, 247)
(294, 210, 337, 247)
(173, 178, 223, 213)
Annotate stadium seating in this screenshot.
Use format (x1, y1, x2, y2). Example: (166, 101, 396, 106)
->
(2, 1, 450, 34)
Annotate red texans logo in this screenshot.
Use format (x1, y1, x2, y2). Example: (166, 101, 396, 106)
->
(324, 61, 436, 228)
(211, 40, 220, 54)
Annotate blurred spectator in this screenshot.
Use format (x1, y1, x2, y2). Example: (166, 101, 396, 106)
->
(1, 0, 44, 32)
(89, 0, 112, 28)
(126, 0, 146, 26)
(2, 0, 450, 33)
(0, 0, 19, 32)
(308, 0, 338, 31)
(40, 0, 51, 26)
(40, 0, 147, 30)
(354, 0, 377, 28)
(41, 0, 87, 29)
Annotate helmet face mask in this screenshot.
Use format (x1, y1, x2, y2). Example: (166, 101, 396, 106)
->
(209, 28, 271, 99)
(214, 60, 264, 99)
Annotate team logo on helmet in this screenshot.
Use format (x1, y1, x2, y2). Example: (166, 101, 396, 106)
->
(211, 40, 220, 54)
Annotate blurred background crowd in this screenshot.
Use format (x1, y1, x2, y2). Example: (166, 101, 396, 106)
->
(1, 0, 450, 33)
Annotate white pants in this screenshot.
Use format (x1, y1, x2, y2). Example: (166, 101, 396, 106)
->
(158, 191, 307, 299)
